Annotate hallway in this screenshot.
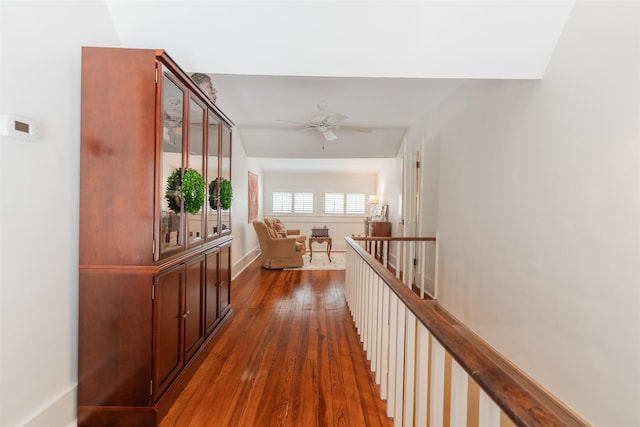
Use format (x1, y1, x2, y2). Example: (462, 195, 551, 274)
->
(159, 258, 392, 426)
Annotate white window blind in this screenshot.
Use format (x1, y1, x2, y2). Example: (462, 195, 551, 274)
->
(346, 193, 366, 214)
(272, 191, 292, 213)
(324, 193, 344, 214)
(294, 192, 314, 213)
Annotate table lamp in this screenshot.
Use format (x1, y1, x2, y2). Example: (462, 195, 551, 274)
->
(367, 194, 379, 217)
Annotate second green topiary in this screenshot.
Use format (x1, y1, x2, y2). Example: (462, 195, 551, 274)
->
(209, 178, 233, 210)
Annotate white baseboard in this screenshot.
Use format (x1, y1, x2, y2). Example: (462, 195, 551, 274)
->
(232, 245, 261, 279)
(22, 384, 76, 427)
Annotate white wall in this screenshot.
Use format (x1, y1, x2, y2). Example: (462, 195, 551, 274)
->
(376, 156, 403, 266)
(406, 2, 639, 425)
(0, 2, 120, 426)
(376, 156, 403, 233)
(230, 131, 262, 276)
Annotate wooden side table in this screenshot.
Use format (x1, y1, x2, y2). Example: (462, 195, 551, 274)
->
(364, 220, 391, 261)
(309, 237, 332, 262)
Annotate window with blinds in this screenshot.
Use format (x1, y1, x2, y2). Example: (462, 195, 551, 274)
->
(324, 193, 345, 214)
(294, 192, 314, 213)
(346, 193, 366, 214)
(273, 191, 366, 215)
(272, 191, 293, 213)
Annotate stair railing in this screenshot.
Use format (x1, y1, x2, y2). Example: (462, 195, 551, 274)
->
(353, 235, 438, 299)
(344, 237, 586, 427)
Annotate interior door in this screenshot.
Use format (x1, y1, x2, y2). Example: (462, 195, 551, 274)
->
(402, 144, 421, 284)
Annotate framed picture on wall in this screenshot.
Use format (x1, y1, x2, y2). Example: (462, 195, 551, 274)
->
(380, 203, 389, 221)
(248, 172, 258, 223)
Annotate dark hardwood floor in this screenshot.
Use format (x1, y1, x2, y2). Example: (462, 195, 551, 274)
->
(159, 258, 393, 427)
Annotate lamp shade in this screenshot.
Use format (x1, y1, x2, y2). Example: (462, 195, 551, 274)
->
(368, 195, 379, 205)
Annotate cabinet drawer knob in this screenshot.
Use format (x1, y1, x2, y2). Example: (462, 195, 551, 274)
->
(182, 310, 191, 318)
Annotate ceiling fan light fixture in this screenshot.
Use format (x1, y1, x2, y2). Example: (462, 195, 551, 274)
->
(323, 129, 337, 141)
(311, 114, 325, 124)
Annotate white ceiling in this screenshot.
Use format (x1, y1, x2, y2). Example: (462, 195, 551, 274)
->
(105, 0, 575, 164)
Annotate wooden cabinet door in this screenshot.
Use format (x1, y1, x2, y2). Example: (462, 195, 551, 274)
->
(184, 257, 205, 362)
(219, 244, 231, 317)
(205, 249, 220, 336)
(152, 265, 185, 400)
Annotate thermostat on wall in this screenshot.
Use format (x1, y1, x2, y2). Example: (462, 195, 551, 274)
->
(0, 114, 39, 141)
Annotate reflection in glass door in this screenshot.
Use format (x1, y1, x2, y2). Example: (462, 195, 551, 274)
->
(187, 96, 206, 246)
(206, 110, 220, 239)
(160, 70, 185, 256)
(220, 125, 232, 235)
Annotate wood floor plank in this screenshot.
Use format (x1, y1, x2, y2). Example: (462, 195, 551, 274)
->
(240, 275, 298, 424)
(159, 259, 393, 427)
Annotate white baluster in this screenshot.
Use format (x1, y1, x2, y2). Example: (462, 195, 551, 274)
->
(450, 359, 469, 427)
(479, 388, 501, 427)
(380, 285, 390, 400)
(393, 303, 406, 425)
(429, 338, 446, 427)
(374, 275, 384, 384)
(403, 311, 417, 427)
(365, 266, 373, 360)
(415, 324, 430, 426)
(387, 293, 398, 418)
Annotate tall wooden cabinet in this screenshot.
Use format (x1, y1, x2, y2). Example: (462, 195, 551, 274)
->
(78, 47, 234, 426)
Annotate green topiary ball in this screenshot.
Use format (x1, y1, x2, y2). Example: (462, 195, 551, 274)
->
(209, 178, 233, 210)
(166, 168, 205, 214)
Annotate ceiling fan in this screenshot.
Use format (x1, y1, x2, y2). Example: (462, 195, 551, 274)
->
(279, 101, 372, 142)
(163, 97, 183, 145)
(163, 96, 183, 128)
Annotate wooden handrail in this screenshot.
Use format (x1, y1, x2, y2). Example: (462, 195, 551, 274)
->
(345, 237, 587, 427)
(352, 236, 437, 242)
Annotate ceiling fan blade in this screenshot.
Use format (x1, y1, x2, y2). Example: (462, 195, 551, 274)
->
(323, 129, 337, 141)
(296, 127, 316, 133)
(338, 125, 373, 133)
(326, 113, 348, 124)
(276, 119, 311, 126)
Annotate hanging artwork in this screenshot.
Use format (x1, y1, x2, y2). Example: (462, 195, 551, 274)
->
(248, 172, 258, 223)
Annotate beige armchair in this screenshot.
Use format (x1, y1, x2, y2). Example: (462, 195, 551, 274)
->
(253, 221, 304, 269)
(264, 217, 307, 254)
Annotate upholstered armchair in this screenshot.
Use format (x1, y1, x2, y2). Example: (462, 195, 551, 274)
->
(263, 217, 307, 254)
(252, 221, 304, 269)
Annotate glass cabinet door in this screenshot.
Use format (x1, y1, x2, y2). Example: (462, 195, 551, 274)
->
(186, 95, 206, 247)
(206, 110, 220, 240)
(220, 125, 232, 235)
(160, 70, 186, 257)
